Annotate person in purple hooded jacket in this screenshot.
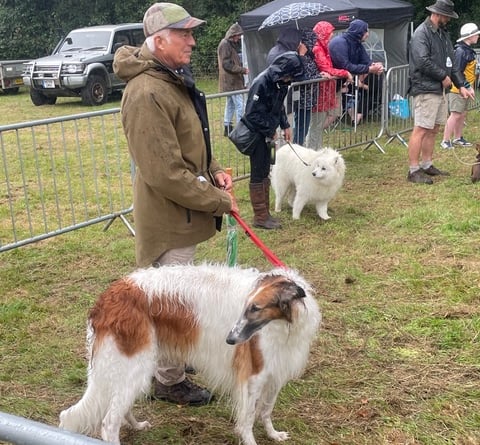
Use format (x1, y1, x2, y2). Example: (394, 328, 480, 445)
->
(329, 19, 384, 125)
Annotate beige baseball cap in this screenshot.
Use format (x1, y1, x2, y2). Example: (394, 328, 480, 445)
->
(143, 3, 206, 37)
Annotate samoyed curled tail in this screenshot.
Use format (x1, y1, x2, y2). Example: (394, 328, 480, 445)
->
(271, 144, 345, 220)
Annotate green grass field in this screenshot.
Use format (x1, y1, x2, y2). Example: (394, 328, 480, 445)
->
(1, 87, 480, 444)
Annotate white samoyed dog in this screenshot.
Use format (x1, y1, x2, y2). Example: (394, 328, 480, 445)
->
(271, 144, 345, 220)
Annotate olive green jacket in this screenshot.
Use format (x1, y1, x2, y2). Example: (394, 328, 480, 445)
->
(114, 44, 231, 267)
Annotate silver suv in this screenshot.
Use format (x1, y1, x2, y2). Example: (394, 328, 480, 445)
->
(23, 23, 145, 106)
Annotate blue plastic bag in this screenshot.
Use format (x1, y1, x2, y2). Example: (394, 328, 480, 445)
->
(388, 97, 410, 119)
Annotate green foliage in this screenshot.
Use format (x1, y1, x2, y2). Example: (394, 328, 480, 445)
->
(0, 0, 269, 60)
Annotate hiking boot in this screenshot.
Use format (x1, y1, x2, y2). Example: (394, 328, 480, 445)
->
(452, 137, 472, 147)
(407, 169, 433, 184)
(422, 165, 450, 176)
(152, 378, 212, 406)
(440, 140, 453, 149)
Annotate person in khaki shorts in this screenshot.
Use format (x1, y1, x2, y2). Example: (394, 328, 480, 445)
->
(406, 0, 474, 184)
(440, 23, 479, 149)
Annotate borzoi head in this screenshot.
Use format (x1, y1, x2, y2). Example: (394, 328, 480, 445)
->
(226, 274, 306, 345)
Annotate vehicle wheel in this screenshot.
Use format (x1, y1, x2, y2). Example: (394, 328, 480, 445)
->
(81, 74, 108, 106)
(3, 87, 20, 95)
(30, 89, 57, 106)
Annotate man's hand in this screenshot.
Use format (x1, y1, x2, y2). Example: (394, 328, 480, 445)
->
(214, 171, 239, 213)
(442, 76, 452, 89)
(283, 127, 292, 142)
(369, 62, 384, 75)
(214, 171, 232, 192)
(459, 86, 475, 100)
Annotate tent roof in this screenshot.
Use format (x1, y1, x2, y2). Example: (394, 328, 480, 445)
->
(240, 0, 414, 32)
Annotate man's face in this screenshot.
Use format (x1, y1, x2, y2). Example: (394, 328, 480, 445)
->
(155, 28, 196, 68)
(232, 34, 242, 43)
(361, 30, 369, 42)
(437, 14, 451, 28)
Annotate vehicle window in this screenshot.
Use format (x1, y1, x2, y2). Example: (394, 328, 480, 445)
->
(132, 30, 146, 47)
(112, 32, 130, 53)
(59, 30, 111, 52)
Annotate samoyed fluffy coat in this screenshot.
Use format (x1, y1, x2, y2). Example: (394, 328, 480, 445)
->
(271, 144, 345, 220)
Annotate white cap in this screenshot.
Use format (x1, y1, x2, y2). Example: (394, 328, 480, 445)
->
(457, 23, 480, 42)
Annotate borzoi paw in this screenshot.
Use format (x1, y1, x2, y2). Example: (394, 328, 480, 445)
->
(135, 420, 151, 431)
(125, 411, 151, 431)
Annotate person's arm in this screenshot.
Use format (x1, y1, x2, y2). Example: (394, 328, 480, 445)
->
(123, 91, 231, 216)
(410, 30, 447, 82)
(313, 45, 352, 81)
(329, 39, 369, 75)
(244, 80, 285, 138)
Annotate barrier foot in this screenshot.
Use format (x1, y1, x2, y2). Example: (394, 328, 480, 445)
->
(364, 139, 386, 154)
(103, 213, 135, 236)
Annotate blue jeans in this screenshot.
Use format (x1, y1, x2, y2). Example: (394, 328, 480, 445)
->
(224, 93, 244, 126)
(293, 108, 311, 146)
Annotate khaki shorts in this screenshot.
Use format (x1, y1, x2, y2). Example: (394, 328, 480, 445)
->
(448, 92, 469, 113)
(413, 93, 448, 129)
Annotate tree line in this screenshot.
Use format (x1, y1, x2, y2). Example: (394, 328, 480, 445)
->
(0, 0, 477, 77)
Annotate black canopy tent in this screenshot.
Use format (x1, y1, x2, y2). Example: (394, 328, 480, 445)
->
(239, 0, 415, 79)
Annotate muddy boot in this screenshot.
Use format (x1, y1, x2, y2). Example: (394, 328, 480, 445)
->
(262, 177, 280, 224)
(249, 182, 281, 230)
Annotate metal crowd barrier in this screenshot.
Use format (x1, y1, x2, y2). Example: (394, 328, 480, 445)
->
(385, 64, 480, 147)
(0, 104, 248, 253)
(290, 74, 387, 153)
(3, 68, 444, 254)
(0, 411, 111, 445)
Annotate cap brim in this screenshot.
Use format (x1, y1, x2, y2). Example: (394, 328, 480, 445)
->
(167, 16, 206, 29)
(425, 6, 458, 19)
(457, 30, 480, 42)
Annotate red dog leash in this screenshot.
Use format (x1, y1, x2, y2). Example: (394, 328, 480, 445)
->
(229, 210, 286, 268)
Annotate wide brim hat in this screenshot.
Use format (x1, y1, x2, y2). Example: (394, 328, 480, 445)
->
(457, 23, 480, 42)
(426, 0, 459, 19)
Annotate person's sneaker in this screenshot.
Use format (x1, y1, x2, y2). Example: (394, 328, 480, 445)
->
(452, 137, 472, 147)
(152, 378, 212, 406)
(407, 169, 433, 184)
(440, 140, 453, 149)
(422, 165, 450, 176)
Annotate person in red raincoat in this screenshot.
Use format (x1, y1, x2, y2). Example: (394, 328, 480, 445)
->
(306, 21, 352, 149)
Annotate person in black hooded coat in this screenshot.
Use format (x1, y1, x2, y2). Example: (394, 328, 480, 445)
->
(266, 28, 303, 65)
(242, 51, 304, 230)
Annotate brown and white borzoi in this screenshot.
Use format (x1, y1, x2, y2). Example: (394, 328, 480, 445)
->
(59, 263, 321, 445)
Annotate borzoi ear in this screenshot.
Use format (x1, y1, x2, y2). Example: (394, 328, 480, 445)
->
(279, 282, 306, 323)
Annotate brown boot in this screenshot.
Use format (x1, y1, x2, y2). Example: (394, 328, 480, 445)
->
(249, 182, 281, 230)
(262, 177, 280, 224)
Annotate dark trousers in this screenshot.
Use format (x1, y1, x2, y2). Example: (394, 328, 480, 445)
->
(249, 137, 270, 183)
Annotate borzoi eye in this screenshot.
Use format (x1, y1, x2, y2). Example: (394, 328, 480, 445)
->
(249, 304, 260, 313)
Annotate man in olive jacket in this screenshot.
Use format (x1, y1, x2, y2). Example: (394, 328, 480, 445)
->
(114, 2, 237, 406)
(217, 22, 248, 136)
